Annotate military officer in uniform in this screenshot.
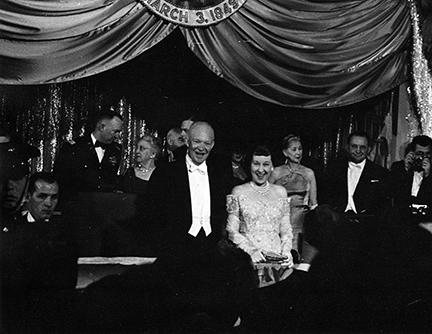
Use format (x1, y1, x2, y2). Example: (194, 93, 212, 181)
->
(54, 111, 123, 199)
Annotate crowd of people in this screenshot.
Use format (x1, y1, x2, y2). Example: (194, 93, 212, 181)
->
(1, 111, 432, 332)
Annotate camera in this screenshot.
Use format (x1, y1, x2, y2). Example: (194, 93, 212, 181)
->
(412, 155, 424, 172)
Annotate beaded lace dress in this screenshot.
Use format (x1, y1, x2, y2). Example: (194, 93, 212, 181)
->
(226, 182, 292, 257)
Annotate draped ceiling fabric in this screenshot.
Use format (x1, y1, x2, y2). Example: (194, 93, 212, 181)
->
(182, 0, 411, 108)
(0, 0, 176, 84)
(0, 0, 412, 109)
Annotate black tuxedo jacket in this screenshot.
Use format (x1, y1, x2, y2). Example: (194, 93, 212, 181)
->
(54, 134, 122, 197)
(389, 160, 432, 209)
(323, 158, 389, 214)
(149, 154, 233, 255)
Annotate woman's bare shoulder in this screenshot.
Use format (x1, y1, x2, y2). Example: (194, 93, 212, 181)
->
(300, 165, 315, 178)
(270, 165, 286, 180)
(271, 183, 287, 197)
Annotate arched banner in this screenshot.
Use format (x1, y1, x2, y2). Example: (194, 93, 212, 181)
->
(140, 0, 246, 27)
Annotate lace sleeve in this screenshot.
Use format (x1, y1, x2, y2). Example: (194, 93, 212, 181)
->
(280, 197, 293, 257)
(226, 194, 239, 215)
(226, 195, 259, 256)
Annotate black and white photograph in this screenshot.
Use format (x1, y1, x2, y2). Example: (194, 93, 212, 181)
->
(1, 0, 432, 332)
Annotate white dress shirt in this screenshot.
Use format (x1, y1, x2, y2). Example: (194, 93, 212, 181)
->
(21, 210, 48, 223)
(411, 171, 423, 197)
(186, 155, 212, 237)
(91, 133, 105, 163)
(345, 159, 366, 213)
(22, 210, 36, 222)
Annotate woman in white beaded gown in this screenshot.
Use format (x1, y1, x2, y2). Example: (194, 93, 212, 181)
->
(226, 145, 293, 266)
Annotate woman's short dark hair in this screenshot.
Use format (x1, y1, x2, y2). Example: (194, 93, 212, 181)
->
(252, 145, 272, 157)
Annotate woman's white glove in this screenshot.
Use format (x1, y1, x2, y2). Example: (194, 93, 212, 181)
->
(282, 252, 294, 267)
(251, 250, 266, 263)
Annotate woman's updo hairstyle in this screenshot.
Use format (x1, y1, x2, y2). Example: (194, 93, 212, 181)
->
(137, 134, 162, 160)
(282, 134, 301, 150)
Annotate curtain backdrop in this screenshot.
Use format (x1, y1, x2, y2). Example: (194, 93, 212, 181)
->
(0, 0, 411, 108)
(0, 0, 176, 84)
(182, 0, 411, 108)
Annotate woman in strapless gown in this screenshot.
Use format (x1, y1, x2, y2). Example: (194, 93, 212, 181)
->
(226, 146, 293, 265)
(269, 135, 317, 257)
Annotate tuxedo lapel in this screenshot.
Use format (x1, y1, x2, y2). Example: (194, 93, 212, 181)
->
(207, 161, 218, 229)
(338, 160, 348, 201)
(342, 161, 348, 194)
(355, 160, 371, 196)
(176, 161, 192, 225)
(84, 135, 100, 167)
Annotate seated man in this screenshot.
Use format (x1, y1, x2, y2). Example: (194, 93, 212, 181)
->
(323, 131, 389, 216)
(1, 172, 77, 332)
(389, 135, 432, 217)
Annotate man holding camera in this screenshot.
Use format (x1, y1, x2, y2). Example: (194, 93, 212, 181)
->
(389, 135, 432, 215)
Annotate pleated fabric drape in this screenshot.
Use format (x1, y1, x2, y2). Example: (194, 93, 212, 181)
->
(0, 0, 411, 108)
(0, 0, 177, 84)
(182, 0, 411, 108)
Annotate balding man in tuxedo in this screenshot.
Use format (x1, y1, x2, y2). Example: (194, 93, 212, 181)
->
(150, 121, 232, 256)
(323, 131, 389, 216)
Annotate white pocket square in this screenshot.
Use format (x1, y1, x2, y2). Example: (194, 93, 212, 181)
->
(370, 179, 380, 183)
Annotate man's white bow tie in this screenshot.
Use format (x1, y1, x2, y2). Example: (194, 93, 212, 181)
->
(188, 165, 207, 175)
(348, 161, 362, 169)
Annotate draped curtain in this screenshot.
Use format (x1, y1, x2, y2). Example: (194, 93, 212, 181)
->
(0, 0, 176, 84)
(182, 0, 410, 108)
(0, 0, 411, 109)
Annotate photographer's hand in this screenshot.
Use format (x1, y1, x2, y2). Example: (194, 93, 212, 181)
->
(404, 152, 415, 172)
(423, 157, 431, 178)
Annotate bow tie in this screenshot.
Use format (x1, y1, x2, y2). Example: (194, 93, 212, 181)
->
(188, 164, 207, 175)
(348, 161, 362, 169)
(94, 141, 108, 150)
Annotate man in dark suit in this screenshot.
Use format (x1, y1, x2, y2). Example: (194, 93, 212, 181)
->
(151, 121, 232, 256)
(164, 127, 187, 163)
(323, 131, 389, 215)
(54, 111, 123, 198)
(389, 135, 432, 215)
(1, 172, 77, 332)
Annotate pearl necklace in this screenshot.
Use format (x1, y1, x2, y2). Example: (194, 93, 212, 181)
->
(136, 165, 155, 174)
(250, 181, 270, 195)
